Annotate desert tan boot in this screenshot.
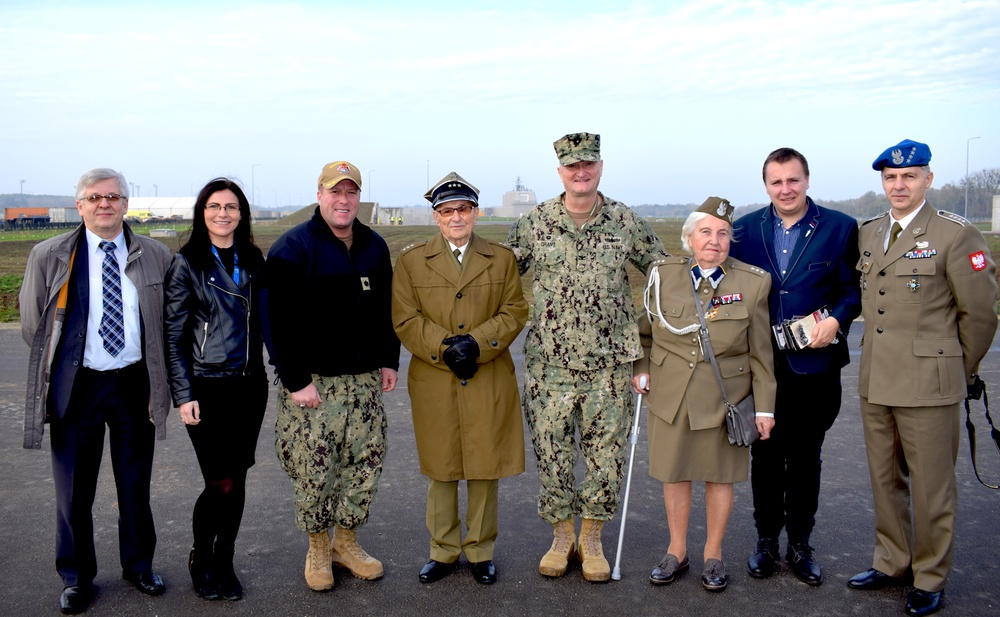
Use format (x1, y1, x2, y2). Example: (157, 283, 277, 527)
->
(305, 531, 334, 591)
(578, 518, 610, 582)
(538, 519, 576, 577)
(331, 525, 384, 580)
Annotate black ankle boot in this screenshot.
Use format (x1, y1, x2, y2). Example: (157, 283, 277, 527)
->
(189, 546, 219, 600)
(214, 545, 243, 601)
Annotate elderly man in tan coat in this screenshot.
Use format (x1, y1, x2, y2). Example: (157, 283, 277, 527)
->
(392, 172, 528, 585)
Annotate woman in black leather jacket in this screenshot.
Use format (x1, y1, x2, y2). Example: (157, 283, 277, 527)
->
(164, 178, 266, 601)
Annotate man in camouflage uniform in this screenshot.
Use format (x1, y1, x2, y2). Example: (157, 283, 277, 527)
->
(507, 132, 667, 581)
(263, 161, 400, 591)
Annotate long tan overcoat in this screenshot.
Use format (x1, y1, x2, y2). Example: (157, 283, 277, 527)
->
(392, 233, 528, 481)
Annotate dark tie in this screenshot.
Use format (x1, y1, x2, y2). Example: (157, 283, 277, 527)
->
(454, 248, 462, 270)
(887, 222, 902, 253)
(98, 241, 125, 357)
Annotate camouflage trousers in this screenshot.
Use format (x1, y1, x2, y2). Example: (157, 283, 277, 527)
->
(275, 371, 387, 533)
(522, 361, 633, 523)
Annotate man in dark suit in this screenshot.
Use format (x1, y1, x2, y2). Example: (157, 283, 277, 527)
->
(731, 148, 861, 587)
(849, 140, 997, 617)
(20, 168, 173, 614)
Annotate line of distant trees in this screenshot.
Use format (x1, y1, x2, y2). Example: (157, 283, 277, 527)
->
(821, 168, 1000, 221)
(633, 168, 1000, 222)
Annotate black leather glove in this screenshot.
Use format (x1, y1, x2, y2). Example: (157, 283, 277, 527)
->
(442, 334, 480, 380)
(967, 374, 985, 401)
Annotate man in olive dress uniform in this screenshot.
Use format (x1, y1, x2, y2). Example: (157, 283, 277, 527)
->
(849, 139, 998, 617)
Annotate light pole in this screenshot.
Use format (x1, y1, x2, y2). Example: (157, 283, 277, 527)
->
(20, 179, 25, 195)
(153, 184, 158, 197)
(135, 185, 140, 197)
(368, 170, 375, 203)
(251, 163, 262, 207)
(965, 137, 981, 220)
(129, 182, 135, 197)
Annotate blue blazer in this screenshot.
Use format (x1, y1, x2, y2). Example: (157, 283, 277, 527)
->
(731, 198, 861, 374)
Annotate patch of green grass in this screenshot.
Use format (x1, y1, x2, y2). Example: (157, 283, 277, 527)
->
(0, 274, 22, 322)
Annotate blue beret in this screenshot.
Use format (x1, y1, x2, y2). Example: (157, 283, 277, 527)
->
(872, 139, 932, 170)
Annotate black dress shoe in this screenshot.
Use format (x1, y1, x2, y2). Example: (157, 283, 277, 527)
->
(471, 560, 497, 584)
(59, 584, 92, 615)
(847, 568, 903, 590)
(418, 560, 456, 584)
(786, 543, 823, 586)
(649, 553, 689, 585)
(701, 558, 728, 591)
(906, 589, 944, 617)
(747, 538, 779, 579)
(123, 570, 166, 596)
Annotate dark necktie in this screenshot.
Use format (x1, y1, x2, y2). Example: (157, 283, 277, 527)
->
(454, 248, 462, 270)
(98, 241, 125, 357)
(887, 222, 902, 254)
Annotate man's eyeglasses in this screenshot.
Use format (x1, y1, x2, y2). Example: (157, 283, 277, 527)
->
(83, 193, 125, 204)
(206, 204, 240, 212)
(435, 204, 476, 217)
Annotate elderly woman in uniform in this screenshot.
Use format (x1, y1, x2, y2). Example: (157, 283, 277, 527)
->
(392, 172, 528, 585)
(632, 197, 776, 592)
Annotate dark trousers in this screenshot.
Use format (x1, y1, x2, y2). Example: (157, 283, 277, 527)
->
(750, 357, 841, 544)
(186, 375, 267, 555)
(49, 363, 156, 586)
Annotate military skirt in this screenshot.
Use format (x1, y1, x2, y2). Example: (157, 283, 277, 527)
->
(647, 389, 748, 484)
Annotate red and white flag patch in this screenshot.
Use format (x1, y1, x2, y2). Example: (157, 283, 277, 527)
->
(969, 251, 987, 271)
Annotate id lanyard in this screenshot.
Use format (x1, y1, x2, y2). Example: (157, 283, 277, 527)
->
(211, 245, 240, 285)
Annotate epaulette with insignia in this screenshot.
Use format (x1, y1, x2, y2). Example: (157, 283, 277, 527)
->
(730, 260, 769, 278)
(936, 210, 969, 226)
(399, 241, 427, 255)
(861, 212, 888, 226)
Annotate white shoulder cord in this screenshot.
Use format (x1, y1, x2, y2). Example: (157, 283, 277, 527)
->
(643, 265, 701, 335)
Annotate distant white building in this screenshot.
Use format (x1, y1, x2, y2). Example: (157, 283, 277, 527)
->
(493, 177, 537, 218)
(127, 197, 197, 220)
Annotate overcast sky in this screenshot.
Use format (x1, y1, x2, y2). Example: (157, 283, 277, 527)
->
(2, 0, 998, 209)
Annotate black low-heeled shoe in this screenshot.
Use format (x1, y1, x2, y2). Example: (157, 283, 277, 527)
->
(189, 547, 219, 600)
(701, 558, 727, 591)
(649, 553, 689, 585)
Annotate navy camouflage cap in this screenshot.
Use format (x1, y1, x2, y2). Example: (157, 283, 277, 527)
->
(872, 139, 932, 171)
(424, 171, 479, 209)
(695, 196, 734, 225)
(553, 132, 601, 165)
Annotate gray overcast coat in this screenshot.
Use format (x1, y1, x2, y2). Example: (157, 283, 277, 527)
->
(20, 224, 172, 449)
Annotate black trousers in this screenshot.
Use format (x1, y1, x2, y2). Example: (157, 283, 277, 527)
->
(49, 362, 155, 587)
(749, 356, 841, 545)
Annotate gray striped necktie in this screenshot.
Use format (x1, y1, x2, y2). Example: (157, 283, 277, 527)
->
(98, 240, 125, 356)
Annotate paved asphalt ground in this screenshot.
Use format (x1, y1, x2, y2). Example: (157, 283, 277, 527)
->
(1, 321, 998, 617)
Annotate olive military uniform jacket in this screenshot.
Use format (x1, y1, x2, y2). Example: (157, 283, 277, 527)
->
(857, 204, 998, 406)
(635, 256, 776, 429)
(392, 233, 529, 481)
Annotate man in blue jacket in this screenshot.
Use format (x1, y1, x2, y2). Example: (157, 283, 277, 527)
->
(731, 148, 861, 587)
(263, 161, 400, 592)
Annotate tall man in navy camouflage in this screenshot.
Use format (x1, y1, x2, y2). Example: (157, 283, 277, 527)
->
(507, 132, 667, 582)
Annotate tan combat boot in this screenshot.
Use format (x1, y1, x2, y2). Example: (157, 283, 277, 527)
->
(578, 518, 610, 582)
(538, 519, 576, 577)
(305, 531, 334, 591)
(331, 525, 384, 580)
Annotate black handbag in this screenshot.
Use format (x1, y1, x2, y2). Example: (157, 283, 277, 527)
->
(690, 261, 760, 448)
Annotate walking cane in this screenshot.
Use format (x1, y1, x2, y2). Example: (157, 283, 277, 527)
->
(611, 374, 647, 581)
